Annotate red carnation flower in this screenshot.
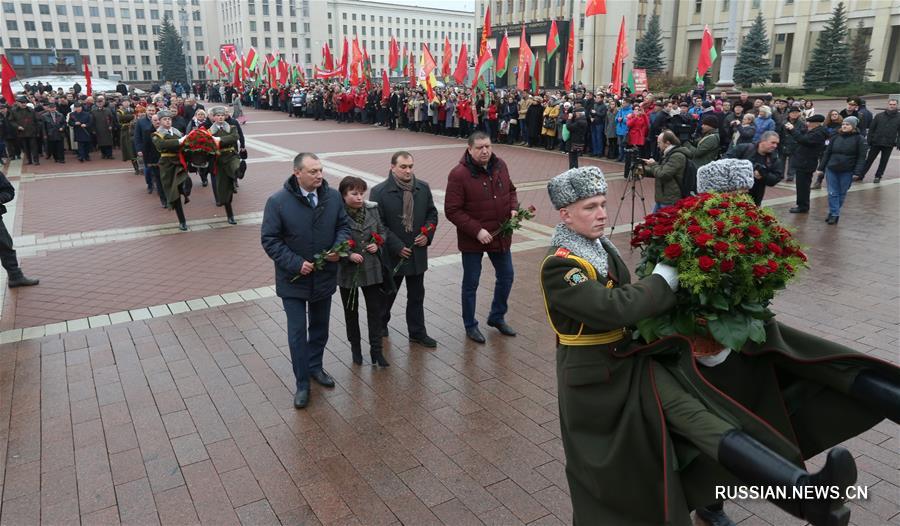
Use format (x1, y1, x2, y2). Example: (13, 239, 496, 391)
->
(720, 259, 735, 272)
(730, 215, 743, 225)
(713, 241, 729, 254)
(698, 256, 715, 272)
(728, 227, 743, 237)
(693, 233, 714, 246)
(785, 264, 794, 273)
(747, 225, 762, 238)
(714, 221, 726, 234)
(663, 243, 683, 260)
(707, 208, 722, 217)
(736, 243, 747, 254)
(767, 242, 782, 256)
(767, 260, 779, 272)
(746, 210, 759, 220)
(421, 223, 435, 235)
(752, 241, 765, 254)
(752, 264, 769, 278)
(687, 225, 703, 235)
(798, 250, 808, 262)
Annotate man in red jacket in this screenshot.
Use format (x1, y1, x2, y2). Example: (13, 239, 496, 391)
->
(444, 131, 519, 343)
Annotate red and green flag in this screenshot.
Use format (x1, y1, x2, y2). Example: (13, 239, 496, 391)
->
(401, 46, 409, 77)
(496, 31, 510, 78)
(696, 25, 718, 83)
(471, 45, 493, 90)
(245, 47, 258, 70)
(547, 20, 560, 61)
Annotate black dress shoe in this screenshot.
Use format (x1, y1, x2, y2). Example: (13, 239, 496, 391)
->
(409, 334, 437, 348)
(788, 207, 808, 214)
(293, 388, 309, 409)
(874, 177, 881, 183)
(694, 506, 736, 526)
(487, 320, 517, 336)
(178, 223, 188, 231)
(7, 275, 39, 288)
(466, 327, 486, 344)
(826, 215, 839, 225)
(147, 187, 154, 194)
(310, 369, 335, 387)
(227, 217, 237, 225)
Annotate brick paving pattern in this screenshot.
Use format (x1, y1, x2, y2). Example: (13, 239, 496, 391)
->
(0, 107, 897, 525)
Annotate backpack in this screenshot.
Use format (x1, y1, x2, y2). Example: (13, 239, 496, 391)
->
(674, 153, 698, 197)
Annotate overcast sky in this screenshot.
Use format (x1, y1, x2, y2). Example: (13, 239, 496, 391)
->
(370, 0, 475, 13)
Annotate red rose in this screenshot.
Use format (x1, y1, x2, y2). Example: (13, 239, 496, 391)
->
(714, 221, 726, 234)
(746, 210, 759, 220)
(652, 224, 673, 237)
(687, 225, 703, 235)
(720, 259, 735, 272)
(767, 242, 782, 256)
(785, 264, 795, 273)
(693, 233, 714, 246)
(663, 243, 683, 260)
(752, 241, 765, 254)
(637, 229, 652, 241)
(371, 232, 385, 246)
(736, 243, 747, 254)
(767, 259, 779, 272)
(730, 216, 743, 225)
(747, 225, 762, 237)
(707, 208, 722, 217)
(347, 239, 357, 249)
(798, 250, 808, 262)
(713, 241, 729, 254)
(421, 223, 435, 235)
(752, 264, 769, 278)
(728, 227, 743, 237)
(698, 256, 715, 272)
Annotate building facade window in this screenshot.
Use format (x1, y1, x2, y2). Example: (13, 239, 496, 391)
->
(24, 21, 36, 31)
(2, 2, 15, 13)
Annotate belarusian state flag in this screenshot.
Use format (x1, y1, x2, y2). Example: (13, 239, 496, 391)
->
(389, 36, 400, 72)
(696, 25, 718, 82)
(547, 20, 560, 61)
(471, 45, 493, 90)
(496, 31, 510, 78)
(453, 42, 468, 85)
(585, 0, 606, 16)
(401, 46, 409, 77)
(245, 47, 258, 70)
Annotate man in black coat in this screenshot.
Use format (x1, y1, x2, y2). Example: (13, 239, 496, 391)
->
(725, 130, 783, 206)
(787, 114, 829, 213)
(0, 171, 39, 288)
(860, 98, 899, 183)
(41, 102, 67, 163)
(261, 152, 351, 409)
(370, 151, 440, 348)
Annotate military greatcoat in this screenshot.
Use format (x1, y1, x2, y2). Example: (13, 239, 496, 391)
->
(210, 124, 240, 206)
(151, 129, 188, 209)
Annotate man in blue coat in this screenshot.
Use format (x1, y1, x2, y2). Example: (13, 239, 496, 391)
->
(261, 153, 351, 409)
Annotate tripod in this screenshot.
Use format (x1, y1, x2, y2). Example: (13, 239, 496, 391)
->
(609, 149, 648, 239)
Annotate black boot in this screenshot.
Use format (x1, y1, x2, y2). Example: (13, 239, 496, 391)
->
(224, 203, 236, 225)
(174, 201, 188, 231)
(370, 348, 390, 367)
(350, 345, 363, 365)
(850, 370, 900, 424)
(718, 429, 855, 526)
(7, 273, 39, 288)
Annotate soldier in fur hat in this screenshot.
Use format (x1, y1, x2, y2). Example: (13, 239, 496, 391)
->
(152, 110, 191, 230)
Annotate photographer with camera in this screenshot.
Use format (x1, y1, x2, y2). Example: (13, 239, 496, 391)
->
(667, 101, 695, 145)
(683, 114, 721, 168)
(641, 130, 691, 212)
(725, 130, 782, 206)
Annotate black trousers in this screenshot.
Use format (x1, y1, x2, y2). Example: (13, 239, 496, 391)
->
(568, 149, 580, 169)
(19, 137, 38, 163)
(381, 272, 427, 339)
(339, 284, 384, 352)
(795, 169, 813, 210)
(0, 217, 23, 278)
(47, 140, 64, 162)
(862, 145, 893, 179)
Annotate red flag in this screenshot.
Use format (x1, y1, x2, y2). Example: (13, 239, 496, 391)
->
(322, 42, 334, 70)
(586, 0, 606, 16)
(610, 17, 628, 95)
(422, 43, 436, 77)
(83, 56, 93, 96)
(563, 21, 576, 90)
(389, 37, 400, 72)
(234, 59, 243, 89)
(442, 36, 453, 79)
(382, 69, 390, 101)
(697, 25, 715, 77)
(496, 31, 510, 77)
(352, 36, 363, 68)
(409, 51, 416, 88)
(547, 20, 560, 61)
(516, 25, 533, 91)
(452, 43, 468, 85)
(1, 55, 17, 105)
(279, 60, 289, 85)
(339, 37, 349, 79)
(479, 5, 491, 57)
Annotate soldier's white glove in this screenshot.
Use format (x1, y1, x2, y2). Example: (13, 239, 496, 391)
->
(652, 263, 679, 291)
(178, 135, 186, 144)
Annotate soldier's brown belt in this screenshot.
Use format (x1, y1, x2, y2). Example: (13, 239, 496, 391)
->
(558, 328, 627, 346)
(160, 153, 178, 157)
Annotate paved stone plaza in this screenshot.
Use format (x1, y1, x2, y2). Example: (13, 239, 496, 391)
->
(0, 107, 897, 525)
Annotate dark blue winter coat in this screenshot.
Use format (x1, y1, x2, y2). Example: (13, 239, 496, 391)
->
(261, 176, 351, 301)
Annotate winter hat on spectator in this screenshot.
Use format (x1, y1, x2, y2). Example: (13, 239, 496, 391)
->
(807, 114, 825, 123)
(843, 116, 859, 129)
(696, 159, 755, 194)
(701, 114, 720, 128)
(548, 166, 607, 209)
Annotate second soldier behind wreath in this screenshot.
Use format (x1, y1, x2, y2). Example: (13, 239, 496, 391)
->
(152, 110, 191, 231)
(208, 106, 240, 224)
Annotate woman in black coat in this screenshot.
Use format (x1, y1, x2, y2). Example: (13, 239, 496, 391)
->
(816, 116, 867, 225)
(525, 97, 545, 148)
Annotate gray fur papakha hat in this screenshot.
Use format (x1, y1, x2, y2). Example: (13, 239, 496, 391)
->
(696, 159, 754, 194)
(547, 166, 608, 209)
(209, 106, 229, 116)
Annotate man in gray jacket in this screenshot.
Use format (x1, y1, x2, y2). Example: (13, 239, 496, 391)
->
(261, 153, 351, 409)
(370, 151, 440, 348)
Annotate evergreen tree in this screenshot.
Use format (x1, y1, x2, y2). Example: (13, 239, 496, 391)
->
(848, 20, 872, 84)
(157, 15, 187, 83)
(634, 14, 666, 74)
(733, 13, 771, 89)
(803, 2, 851, 90)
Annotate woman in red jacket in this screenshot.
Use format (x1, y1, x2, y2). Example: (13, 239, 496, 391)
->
(626, 104, 650, 155)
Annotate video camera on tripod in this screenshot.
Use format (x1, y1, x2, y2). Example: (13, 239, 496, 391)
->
(622, 147, 645, 180)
